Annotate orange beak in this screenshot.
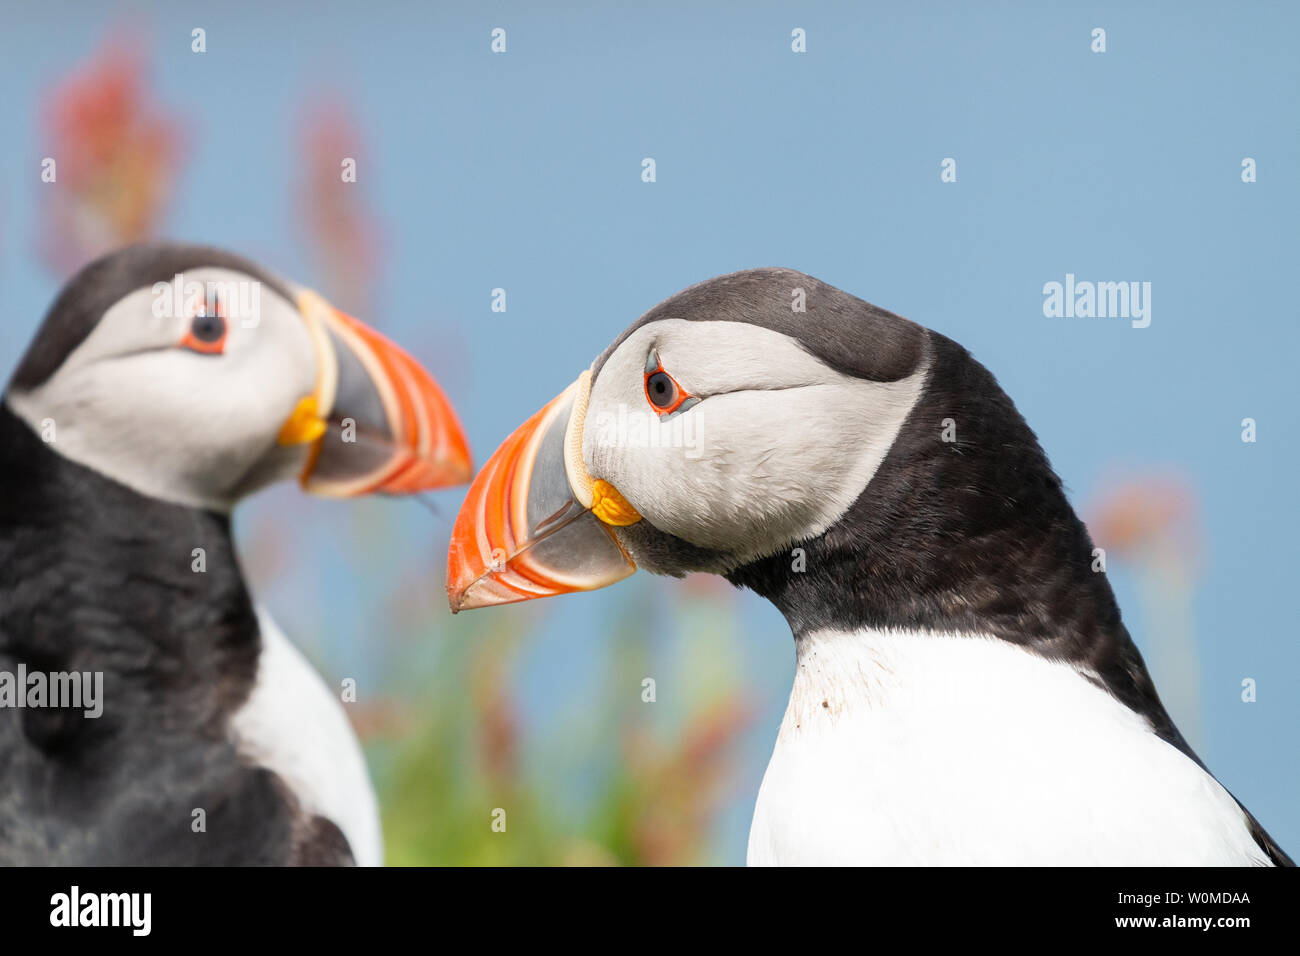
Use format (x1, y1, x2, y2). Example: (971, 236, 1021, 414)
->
(281, 290, 473, 496)
(446, 372, 638, 612)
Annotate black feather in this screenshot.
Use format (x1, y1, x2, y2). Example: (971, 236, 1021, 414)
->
(0, 405, 352, 865)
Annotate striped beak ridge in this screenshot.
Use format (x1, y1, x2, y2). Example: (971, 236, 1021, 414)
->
(282, 291, 473, 497)
(446, 371, 639, 612)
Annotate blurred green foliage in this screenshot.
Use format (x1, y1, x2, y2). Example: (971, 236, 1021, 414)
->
(365, 574, 752, 866)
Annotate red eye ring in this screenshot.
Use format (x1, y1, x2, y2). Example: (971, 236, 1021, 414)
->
(180, 307, 228, 355)
(644, 361, 691, 415)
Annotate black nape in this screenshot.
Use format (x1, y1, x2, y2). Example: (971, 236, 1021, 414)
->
(726, 333, 1125, 652)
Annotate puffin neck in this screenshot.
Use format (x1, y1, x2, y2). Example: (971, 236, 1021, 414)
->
(0, 401, 260, 729)
(724, 342, 1295, 867)
(726, 333, 1131, 668)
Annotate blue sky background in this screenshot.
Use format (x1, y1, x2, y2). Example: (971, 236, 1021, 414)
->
(1, 1, 1296, 861)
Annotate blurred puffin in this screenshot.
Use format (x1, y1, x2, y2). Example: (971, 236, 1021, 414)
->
(0, 242, 471, 865)
(447, 268, 1292, 867)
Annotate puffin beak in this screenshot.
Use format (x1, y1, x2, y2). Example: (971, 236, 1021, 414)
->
(278, 290, 473, 496)
(446, 370, 640, 612)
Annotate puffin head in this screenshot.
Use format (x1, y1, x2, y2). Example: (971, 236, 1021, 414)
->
(446, 268, 935, 612)
(5, 242, 472, 510)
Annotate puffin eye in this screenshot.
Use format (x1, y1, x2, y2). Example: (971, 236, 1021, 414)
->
(643, 352, 693, 416)
(646, 371, 676, 407)
(181, 308, 228, 355)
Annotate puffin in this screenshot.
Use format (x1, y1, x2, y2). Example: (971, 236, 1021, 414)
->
(446, 267, 1293, 867)
(0, 242, 471, 865)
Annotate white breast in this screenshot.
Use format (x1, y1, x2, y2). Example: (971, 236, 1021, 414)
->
(747, 627, 1269, 866)
(228, 608, 383, 866)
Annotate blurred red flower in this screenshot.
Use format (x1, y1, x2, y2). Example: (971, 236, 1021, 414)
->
(38, 39, 182, 275)
(1087, 472, 1200, 564)
(296, 100, 380, 317)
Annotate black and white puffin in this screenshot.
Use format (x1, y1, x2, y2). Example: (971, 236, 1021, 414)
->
(446, 268, 1292, 866)
(0, 242, 471, 865)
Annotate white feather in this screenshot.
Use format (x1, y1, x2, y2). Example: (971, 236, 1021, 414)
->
(229, 608, 383, 866)
(748, 627, 1270, 866)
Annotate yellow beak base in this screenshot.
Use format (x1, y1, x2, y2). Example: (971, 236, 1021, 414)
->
(590, 478, 642, 526)
(277, 395, 328, 446)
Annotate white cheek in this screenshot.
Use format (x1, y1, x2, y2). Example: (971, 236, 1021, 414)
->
(584, 319, 929, 563)
(7, 295, 318, 511)
(601, 375, 924, 558)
